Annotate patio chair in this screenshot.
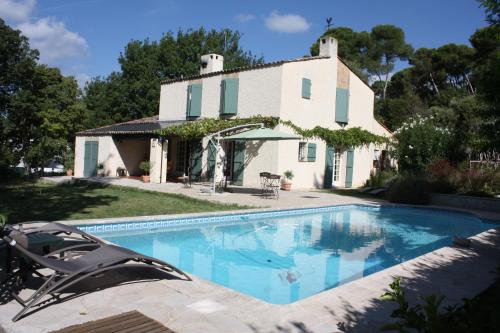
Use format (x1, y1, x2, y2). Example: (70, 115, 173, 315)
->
(2, 230, 191, 322)
(259, 172, 271, 195)
(266, 174, 281, 199)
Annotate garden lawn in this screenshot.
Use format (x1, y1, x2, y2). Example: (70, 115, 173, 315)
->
(0, 180, 250, 224)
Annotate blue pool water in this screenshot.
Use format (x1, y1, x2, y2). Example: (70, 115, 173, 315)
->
(86, 205, 497, 304)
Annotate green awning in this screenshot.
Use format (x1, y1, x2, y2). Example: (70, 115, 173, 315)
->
(222, 128, 301, 141)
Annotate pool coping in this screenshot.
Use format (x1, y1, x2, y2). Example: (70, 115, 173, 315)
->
(43, 201, 500, 228)
(51, 203, 500, 308)
(4, 203, 500, 333)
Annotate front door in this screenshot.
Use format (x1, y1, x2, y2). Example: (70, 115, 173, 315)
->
(83, 141, 98, 177)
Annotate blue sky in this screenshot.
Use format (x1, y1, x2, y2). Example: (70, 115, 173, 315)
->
(0, 0, 489, 87)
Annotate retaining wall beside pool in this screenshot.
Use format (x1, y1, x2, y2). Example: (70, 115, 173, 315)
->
(430, 193, 500, 213)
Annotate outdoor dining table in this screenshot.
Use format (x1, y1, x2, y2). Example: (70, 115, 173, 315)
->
(260, 172, 281, 199)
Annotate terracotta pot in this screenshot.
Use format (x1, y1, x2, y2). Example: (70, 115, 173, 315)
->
(141, 175, 150, 183)
(66, 169, 73, 176)
(281, 182, 292, 191)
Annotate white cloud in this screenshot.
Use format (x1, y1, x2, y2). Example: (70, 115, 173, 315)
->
(234, 13, 256, 23)
(17, 17, 88, 64)
(265, 11, 310, 33)
(0, 0, 35, 21)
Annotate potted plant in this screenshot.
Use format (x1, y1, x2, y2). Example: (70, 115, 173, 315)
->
(97, 163, 105, 176)
(281, 170, 294, 191)
(139, 161, 151, 183)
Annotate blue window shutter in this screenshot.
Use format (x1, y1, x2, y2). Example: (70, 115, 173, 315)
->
(232, 141, 245, 185)
(187, 84, 202, 117)
(190, 140, 203, 180)
(83, 141, 98, 177)
(302, 78, 311, 99)
(335, 88, 349, 123)
(307, 143, 317, 162)
(221, 78, 239, 115)
(345, 149, 354, 188)
(324, 145, 334, 189)
(207, 142, 216, 180)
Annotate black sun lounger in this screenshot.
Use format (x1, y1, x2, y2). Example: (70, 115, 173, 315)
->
(22, 222, 106, 246)
(2, 231, 191, 322)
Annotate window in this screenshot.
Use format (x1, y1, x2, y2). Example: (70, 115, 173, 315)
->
(298, 142, 316, 162)
(302, 78, 311, 99)
(176, 140, 186, 173)
(187, 84, 202, 117)
(298, 142, 307, 161)
(220, 78, 239, 115)
(333, 152, 340, 182)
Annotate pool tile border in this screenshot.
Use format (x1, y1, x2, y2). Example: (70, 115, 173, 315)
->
(77, 204, 371, 234)
(76, 203, 497, 235)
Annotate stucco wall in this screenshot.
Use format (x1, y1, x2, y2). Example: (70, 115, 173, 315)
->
(346, 72, 374, 130)
(276, 138, 327, 189)
(115, 138, 150, 176)
(74, 136, 86, 177)
(279, 58, 337, 129)
(74, 136, 150, 178)
(240, 140, 280, 188)
(159, 81, 190, 121)
(159, 66, 283, 121)
(237, 67, 282, 118)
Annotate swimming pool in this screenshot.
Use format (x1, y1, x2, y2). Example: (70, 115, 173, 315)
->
(80, 205, 497, 304)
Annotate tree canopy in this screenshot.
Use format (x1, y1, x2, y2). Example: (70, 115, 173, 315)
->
(0, 19, 83, 171)
(84, 28, 263, 129)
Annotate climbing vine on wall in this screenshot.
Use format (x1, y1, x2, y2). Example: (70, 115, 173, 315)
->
(157, 116, 279, 139)
(157, 116, 387, 148)
(280, 120, 388, 148)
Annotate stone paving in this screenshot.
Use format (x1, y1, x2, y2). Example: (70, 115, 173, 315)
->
(44, 176, 386, 210)
(0, 176, 499, 333)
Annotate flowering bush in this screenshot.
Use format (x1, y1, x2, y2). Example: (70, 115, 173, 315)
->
(458, 166, 500, 196)
(391, 115, 452, 173)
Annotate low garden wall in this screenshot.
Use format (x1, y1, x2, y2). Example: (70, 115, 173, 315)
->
(429, 193, 500, 213)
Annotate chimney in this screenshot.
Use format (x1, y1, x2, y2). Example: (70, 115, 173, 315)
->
(319, 36, 338, 58)
(200, 54, 224, 75)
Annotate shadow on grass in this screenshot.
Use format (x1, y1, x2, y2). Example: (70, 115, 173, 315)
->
(0, 180, 118, 224)
(247, 229, 500, 333)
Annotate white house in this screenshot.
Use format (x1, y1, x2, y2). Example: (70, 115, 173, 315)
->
(74, 37, 392, 189)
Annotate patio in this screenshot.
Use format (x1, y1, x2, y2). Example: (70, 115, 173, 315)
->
(1, 177, 499, 333)
(45, 176, 384, 210)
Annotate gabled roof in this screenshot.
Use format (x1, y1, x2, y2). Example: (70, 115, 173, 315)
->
(76, 116, 188, 136)
(160, 56, 330, 85)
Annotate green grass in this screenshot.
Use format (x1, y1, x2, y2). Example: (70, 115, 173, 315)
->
(0, 180, 250, 224)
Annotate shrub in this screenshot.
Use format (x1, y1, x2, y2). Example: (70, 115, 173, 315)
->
(457, 166, 500, 196)
(427, 160, 456, 180)
(386, 175, 430, 204)
(365, 169, 397, 188)
(380, 277, 500, 333)
(425, 160, 459, 194)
